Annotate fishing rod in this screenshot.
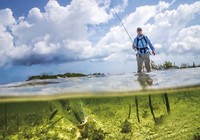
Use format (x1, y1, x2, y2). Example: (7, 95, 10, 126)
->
(111, 5, 151, 54)
(110, 4, 133, 43)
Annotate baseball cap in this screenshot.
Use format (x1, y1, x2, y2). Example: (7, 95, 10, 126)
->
(137, 27, 142, 32)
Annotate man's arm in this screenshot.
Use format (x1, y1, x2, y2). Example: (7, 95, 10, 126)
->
(145, 36, 155, 55)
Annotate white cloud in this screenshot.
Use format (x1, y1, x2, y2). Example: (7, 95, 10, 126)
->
(0, 0, 200, 68)
(148, 1, 200, 43)
(170, 25, 200, 54)
(109, 0, 128, 15)
(0, 0, 127, 66)
(0, 8, 15, 26)
(97, 1, 170, 46)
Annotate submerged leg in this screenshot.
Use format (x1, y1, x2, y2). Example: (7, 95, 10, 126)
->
(148, 95, 156, 123)
(135, 96, 140, 123)
(164, 93, 170, 114)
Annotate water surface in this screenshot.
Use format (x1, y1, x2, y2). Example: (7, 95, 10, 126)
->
(0, 68, 200, 139)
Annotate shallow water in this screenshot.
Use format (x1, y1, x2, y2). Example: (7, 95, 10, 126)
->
(0, 90, 200, 140)
(0, 68, 200, 97)
(0, 68, 200, 139)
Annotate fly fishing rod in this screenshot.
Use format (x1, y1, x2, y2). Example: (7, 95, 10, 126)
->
(110, 4, 133, 43)
(111, 7, 152, 54)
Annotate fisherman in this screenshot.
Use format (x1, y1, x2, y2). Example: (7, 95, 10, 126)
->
(132, 27, 155, 73)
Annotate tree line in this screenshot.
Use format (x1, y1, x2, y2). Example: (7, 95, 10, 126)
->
(151, 61, 200, 70)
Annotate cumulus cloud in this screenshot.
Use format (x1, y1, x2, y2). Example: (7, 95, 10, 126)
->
(145, 1, 200, 54)
(0, 0, 200, 68)
(170, 25, 200, 54)
(0, 8, 15, 26)
(0, 0, 126, 66)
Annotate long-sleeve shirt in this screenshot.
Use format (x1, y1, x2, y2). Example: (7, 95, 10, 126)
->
(133, 34, 155, 54)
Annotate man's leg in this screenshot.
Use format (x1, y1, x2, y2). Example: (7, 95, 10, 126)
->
(136, 54, 143, 73)
(144, 53, 151, 72)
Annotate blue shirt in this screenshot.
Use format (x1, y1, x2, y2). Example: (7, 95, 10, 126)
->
(133, 34, 155, 54)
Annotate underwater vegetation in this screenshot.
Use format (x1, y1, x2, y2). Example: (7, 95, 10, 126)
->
(79, 118, 106, 140)
(0, 89, 200, 139)
(121, 119, 132, 133)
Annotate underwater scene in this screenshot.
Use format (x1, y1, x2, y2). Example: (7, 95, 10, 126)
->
(0, 89, 200, 140)
(0, 68, 200, 140)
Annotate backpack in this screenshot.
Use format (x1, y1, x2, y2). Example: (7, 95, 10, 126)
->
(136, 35, 147, 48)
(136, 35, 149, 53)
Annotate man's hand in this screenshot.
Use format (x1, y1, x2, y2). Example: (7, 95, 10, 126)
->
(132, 44, 137, 51)
(152, 50, 155, 55)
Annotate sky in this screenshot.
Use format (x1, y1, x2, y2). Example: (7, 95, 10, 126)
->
(0, 0, 200, 84)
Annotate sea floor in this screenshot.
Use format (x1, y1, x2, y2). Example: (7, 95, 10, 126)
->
(0, 89, 200, 140)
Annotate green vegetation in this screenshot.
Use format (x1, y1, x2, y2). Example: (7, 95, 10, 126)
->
(27, 74, 58, 81)
(151, 61, 200, 70)
(162, 61, 173, 69)
(80, 120, 106, 140)
(120, 119, 132, 133)
(0, 89, 200, 139)
(89, 73, 105, 77)
(27, 73, 86, 81)
(27, 72, 105, 81)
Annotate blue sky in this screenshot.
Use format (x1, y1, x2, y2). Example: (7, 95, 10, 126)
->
(0, 0, 200, 84)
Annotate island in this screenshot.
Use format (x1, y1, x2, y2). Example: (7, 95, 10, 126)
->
(27, 73, 105, 81)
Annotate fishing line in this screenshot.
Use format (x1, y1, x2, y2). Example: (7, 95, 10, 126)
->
(110, 3, 135, 65)
(110, 4, 133, 43)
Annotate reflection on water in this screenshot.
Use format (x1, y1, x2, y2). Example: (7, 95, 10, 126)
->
(137, 73, 153, 88)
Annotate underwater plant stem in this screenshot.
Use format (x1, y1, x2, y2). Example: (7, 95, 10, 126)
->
(49, 117, 63, 129)
(49, 109, 58, 120)
(16, 113, 19, 128)
(44, 117, 63, 133)
(164, 93, 170, 114)
(148, 95, 156, 123)
(135, 96, 140, 123)
(128, 104, 131, 119)
(4, 103, 7, 130)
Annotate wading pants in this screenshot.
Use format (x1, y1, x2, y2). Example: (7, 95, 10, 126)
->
(136, 53, 151, 73)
